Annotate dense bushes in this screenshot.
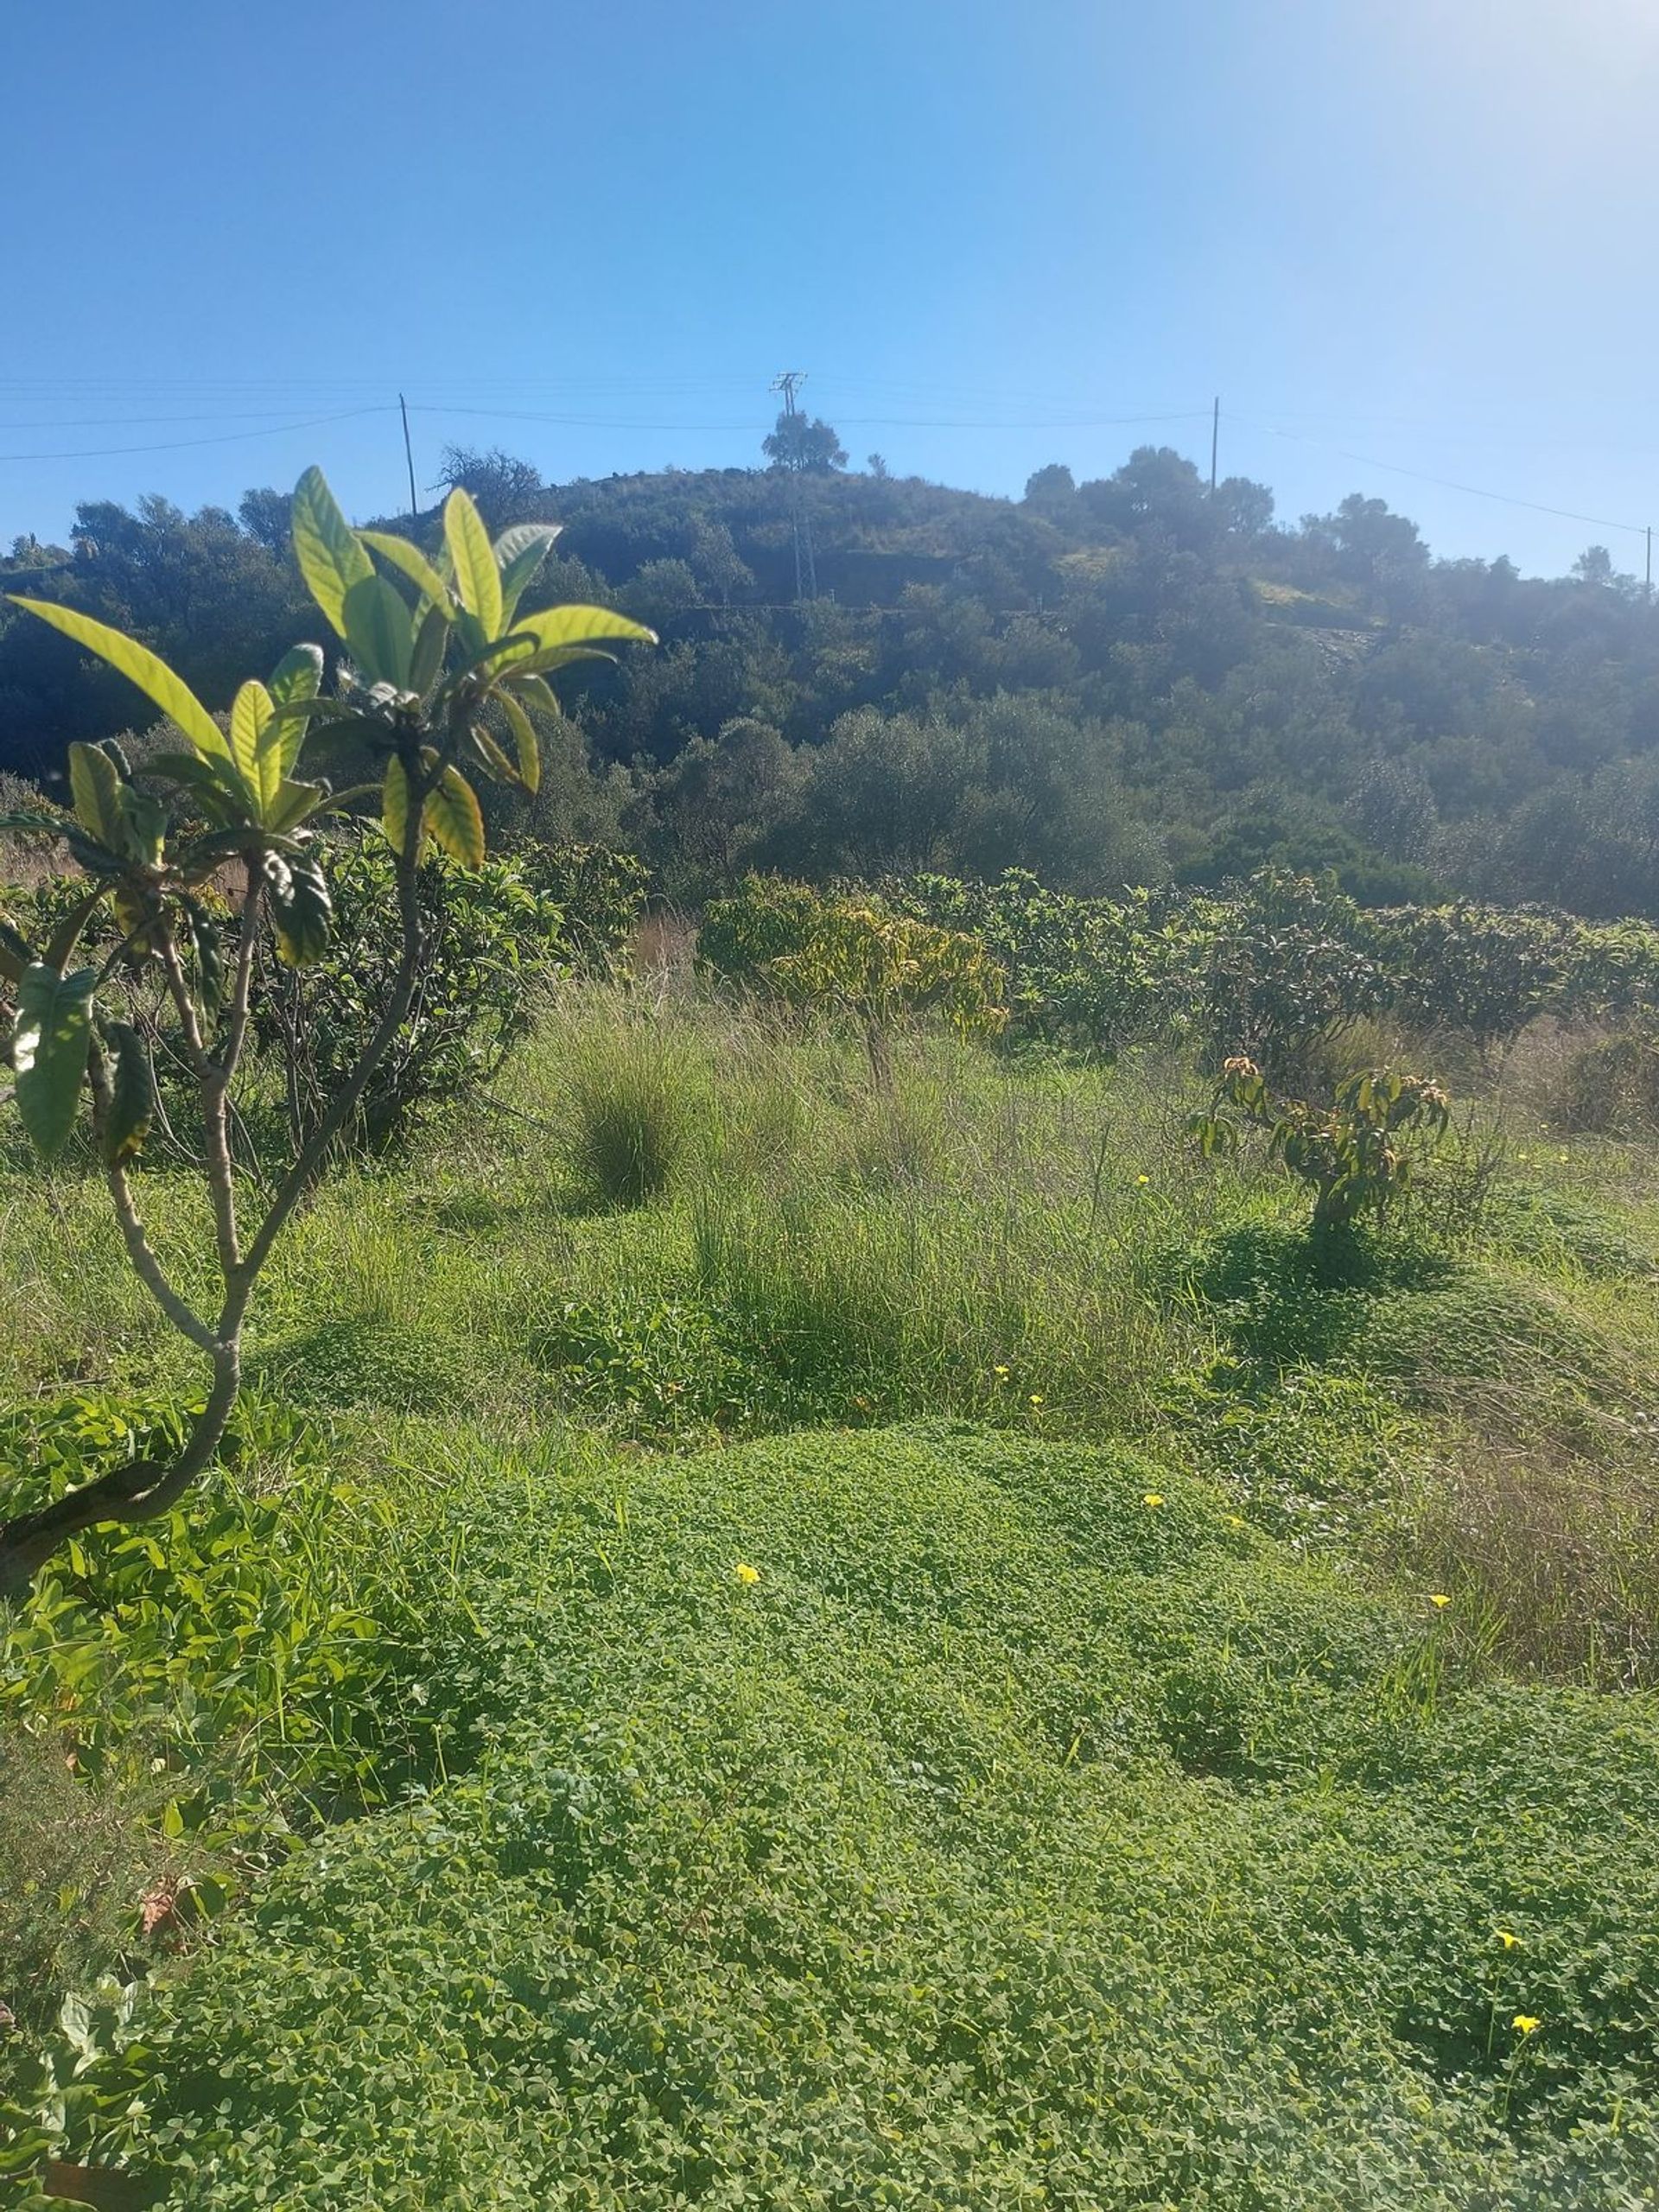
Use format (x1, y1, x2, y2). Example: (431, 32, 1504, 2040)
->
(21, 443, 1659, 917)
(699, 876, 1007, 1084)
(254, 836, 644, 1159)
(900, 862, 1659, 1077)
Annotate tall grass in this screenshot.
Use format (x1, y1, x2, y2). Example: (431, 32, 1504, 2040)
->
(556, 994, 705, 1210)
(4, 980, 1659, 1684)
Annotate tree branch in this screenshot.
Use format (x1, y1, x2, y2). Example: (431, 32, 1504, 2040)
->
(0, 1344, 240, 1599)
(86, 1037, 219, 1355)
(227, 773, 430, 1330)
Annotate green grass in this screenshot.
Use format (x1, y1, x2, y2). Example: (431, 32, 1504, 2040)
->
(3, 993, 1659, 2204)
(16, 1425, 1659, 2208)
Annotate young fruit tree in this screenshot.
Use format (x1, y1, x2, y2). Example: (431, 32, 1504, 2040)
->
(698, 876, 1007, 1090)
(1190, 1056, 1451, 1235)
(0, 467, 653, 1593)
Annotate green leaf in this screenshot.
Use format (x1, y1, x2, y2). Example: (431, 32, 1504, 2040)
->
(494, 523, 563, 625)
(67, 741, 167, 866)
(497, 690, 541, 795)
(341, 575, 415, 689)
(493, 521, 563, 566)
(508, 603, 656, 652)
(181, 899, 226, 1015)
(0, 913, 35, 983)
(5, 596, 231, 762)
(360, 530, 458, 620)
(68, 741, 124, 847)
(509, 671, 563, 721)
(269, 640, 324, 707)
(46, 887, 112, 970)
(291, 466, 374, 640)
(423, 765, 486, 868)
(102, 1020, 158, 1166)
(382, 755, 416, 856)
(467, 721, 519, 785)
(443, 489, 503, 639)
(228, 678, 279, 815)
(146, 752, 244, 827)
(409, 604, 449, 696)
(268, 642, 326, 778)
(264, 850, 333, 967)
(264, 778, 328, 834)
(117, 785, 166, 868)
(12, 963, 96, 1159)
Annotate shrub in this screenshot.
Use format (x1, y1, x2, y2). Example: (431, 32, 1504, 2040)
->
(509, 841, 647, 964)
(1201, 868, 1387, 1084)
(1559, 1028, 1659, 1135)
(0, 1724, 168, 2034)
(699, 874, 1007, 1087)
(0, 1395, 435, 1837)
(1193, 1058, 1452, 1234)
(253, 833, 572, 1160)
(896, 867, 1211, 1050)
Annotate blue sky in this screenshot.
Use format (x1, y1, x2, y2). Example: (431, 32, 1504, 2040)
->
(5, 0, 1658, 575)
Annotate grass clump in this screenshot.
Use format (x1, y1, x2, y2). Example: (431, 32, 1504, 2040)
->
(559, 1003, 702, 1210)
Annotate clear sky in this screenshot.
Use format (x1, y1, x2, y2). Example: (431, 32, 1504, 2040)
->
(5, 0, 1659, 576)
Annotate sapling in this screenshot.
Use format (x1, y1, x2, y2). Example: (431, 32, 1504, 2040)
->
(1191, 1056, 1451, 1235)
(0, 467, 652, 1592)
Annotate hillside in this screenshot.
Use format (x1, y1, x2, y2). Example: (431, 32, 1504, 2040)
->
(5, 998, 1659, 2206)
(9, 440, 1659, 913)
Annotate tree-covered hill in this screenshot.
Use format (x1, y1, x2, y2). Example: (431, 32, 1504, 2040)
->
(9, 429, 1659, 913)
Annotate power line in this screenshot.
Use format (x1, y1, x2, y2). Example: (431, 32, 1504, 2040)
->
(3, 368, 1654, 561)
(407, 402, 1210, 433)
(0, 405, 395, 464)
(1229, 411, 1650, 540)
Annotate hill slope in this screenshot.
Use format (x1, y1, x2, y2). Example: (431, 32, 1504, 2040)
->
(10, 442, 1659, 911)
(49, 1421, 1659, 2210)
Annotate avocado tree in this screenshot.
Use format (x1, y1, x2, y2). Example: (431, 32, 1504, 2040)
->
(1191, 1056, 1451, 1235)
(0, 467, 653, 1593)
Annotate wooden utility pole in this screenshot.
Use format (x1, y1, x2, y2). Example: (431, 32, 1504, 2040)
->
(770, 370, 817, 600)
(1210, 396, 1220, 494)
(399, 394, 419, 525)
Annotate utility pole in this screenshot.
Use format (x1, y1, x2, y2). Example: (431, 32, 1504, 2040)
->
(399, 394, 419, 526)
(770, 370, 817, 600)
(1210, 396, 1220, 495)
(1647, 524, 1652, 604)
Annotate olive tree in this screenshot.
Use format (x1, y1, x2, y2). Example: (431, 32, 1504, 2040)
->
(0, 468, 652, 1592)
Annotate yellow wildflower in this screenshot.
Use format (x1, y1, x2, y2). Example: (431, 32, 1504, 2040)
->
(1135, 1173, 1151, 1186)
(734, 1561, 760, 1586)
(1429, 1593, 1451, 1608)
(1143, 1491, 1166, 1509)
(1028, 1394, 1045, 1408)
(1512, 2014, 1540, 2036)
(1497, 1929, 1521, 1949)
(994, 1364, 1011, 1382)
(1225, 1514, 1245, 1529)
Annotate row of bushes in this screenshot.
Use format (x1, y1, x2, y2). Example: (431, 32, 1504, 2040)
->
(892, 865, 1659, 1071)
